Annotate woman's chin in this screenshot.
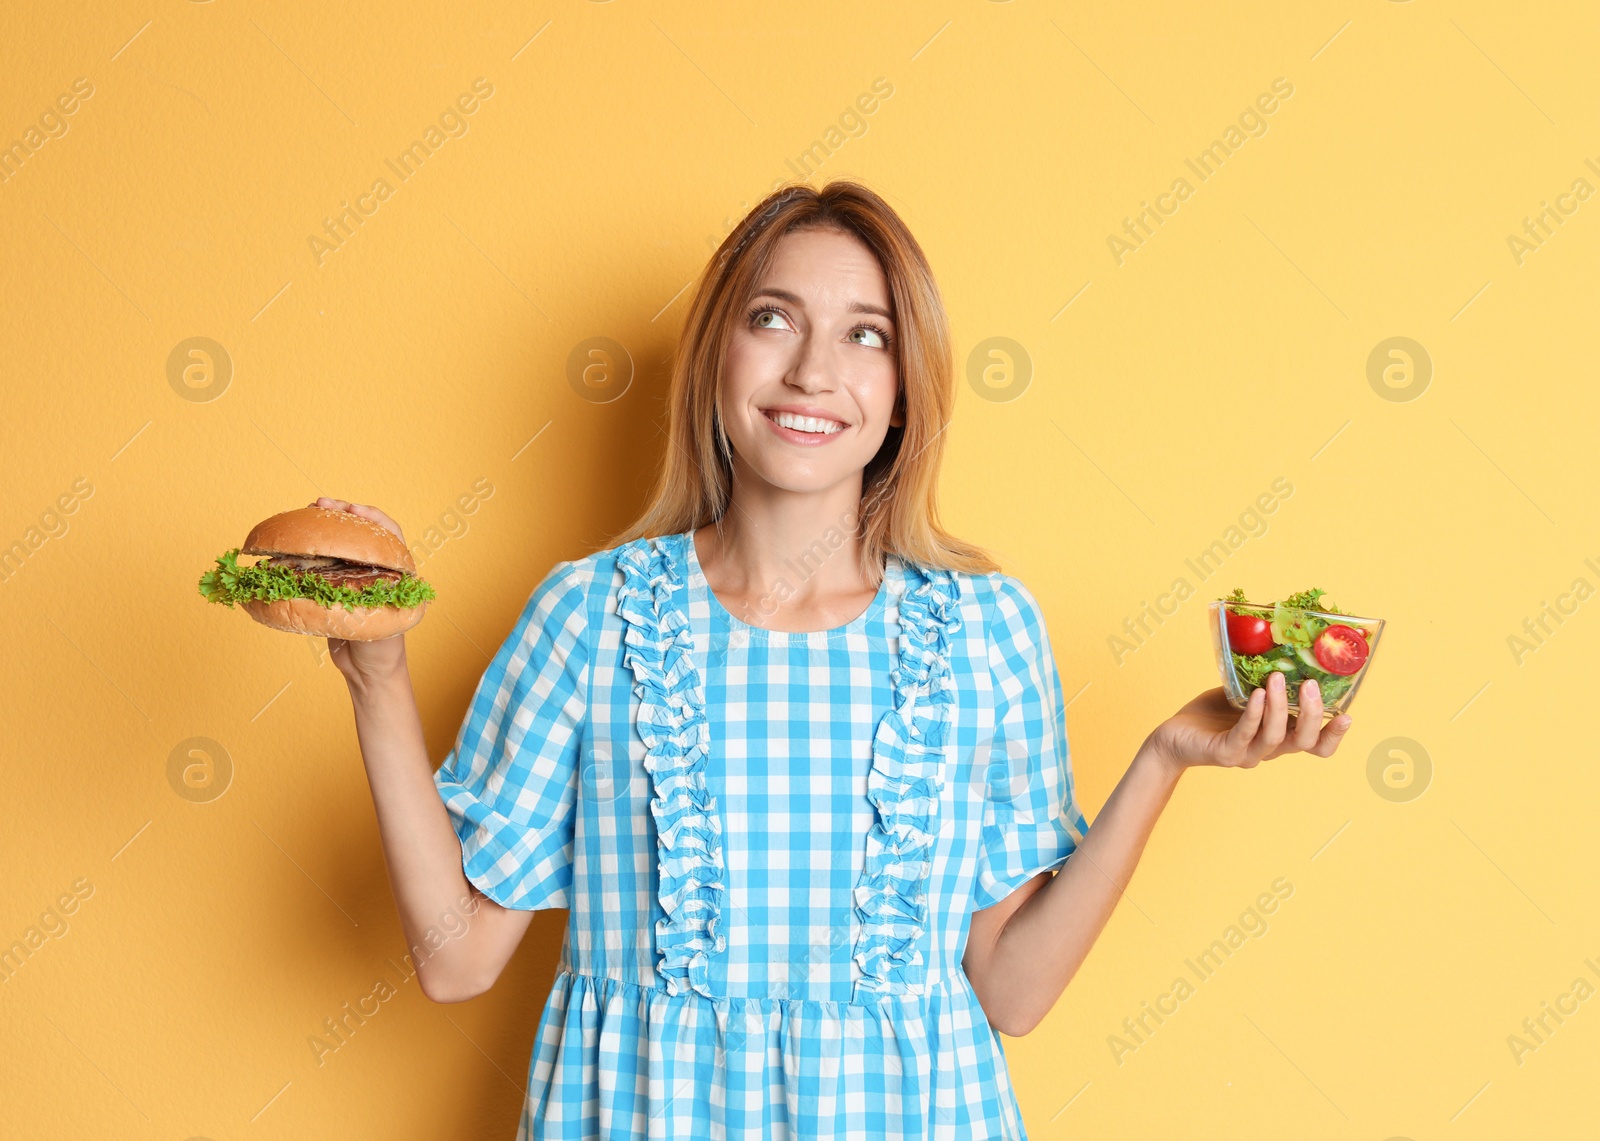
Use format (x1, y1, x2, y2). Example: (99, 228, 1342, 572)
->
(737, 456, 864, 498)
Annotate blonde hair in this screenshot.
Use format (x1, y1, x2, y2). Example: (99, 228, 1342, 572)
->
(608, 178, 1000, 581)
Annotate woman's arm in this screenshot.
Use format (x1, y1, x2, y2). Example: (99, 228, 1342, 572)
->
(962, 670, 1353, 1036)
(343, 651, 535, 1002)
(314, 497, 535, 1003)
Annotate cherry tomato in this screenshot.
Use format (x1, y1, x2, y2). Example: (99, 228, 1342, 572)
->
(1312, 624, 1369, 676)
(1226, 609, 1275, 656)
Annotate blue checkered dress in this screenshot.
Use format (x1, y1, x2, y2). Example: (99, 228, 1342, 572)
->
(433, 529, 1088, 1139)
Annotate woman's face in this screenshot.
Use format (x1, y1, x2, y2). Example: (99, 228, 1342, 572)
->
(719, 225, 903, 497)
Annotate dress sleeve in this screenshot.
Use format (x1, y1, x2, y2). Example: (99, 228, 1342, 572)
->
(432, 558, 591, 911)
(971, 574, 1091, 912)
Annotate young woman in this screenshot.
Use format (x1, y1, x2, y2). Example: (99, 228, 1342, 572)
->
(325, 180, 1352, 1139)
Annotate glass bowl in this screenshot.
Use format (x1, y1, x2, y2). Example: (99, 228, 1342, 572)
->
(1208, 599, 1385, 717)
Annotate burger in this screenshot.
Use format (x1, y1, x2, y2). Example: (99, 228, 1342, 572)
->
(197, 506, 435, 640)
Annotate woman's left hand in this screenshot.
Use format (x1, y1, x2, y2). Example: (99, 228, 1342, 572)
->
(1145, 670, 1354, 774)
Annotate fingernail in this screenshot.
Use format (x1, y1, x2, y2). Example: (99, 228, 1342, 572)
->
(1307, 679, 1320, 699)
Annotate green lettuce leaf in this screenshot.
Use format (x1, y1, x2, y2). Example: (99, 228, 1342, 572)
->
(1220, 586, 1347, 616)
(1230, 649, 1356, 703)
(1318, 673, 1354, 702)
(1281, 587, 1348, 615)
(1231, 651, 1278, 688)
(197, 549, 436, 612)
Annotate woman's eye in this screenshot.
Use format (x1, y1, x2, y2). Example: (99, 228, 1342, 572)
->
(750, 306, 890, 349)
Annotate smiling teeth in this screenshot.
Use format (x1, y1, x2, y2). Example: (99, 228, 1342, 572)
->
(769, 411, 844, 435)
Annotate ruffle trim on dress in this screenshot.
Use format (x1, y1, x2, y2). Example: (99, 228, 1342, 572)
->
(851, 561, 964, 998)
(615, 535, 726, 1000)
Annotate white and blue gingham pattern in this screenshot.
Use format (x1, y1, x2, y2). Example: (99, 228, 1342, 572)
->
(433, 529, 1089, 1139)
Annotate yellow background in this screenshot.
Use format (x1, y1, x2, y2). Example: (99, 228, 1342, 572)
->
(3, 1, 1596, 1137)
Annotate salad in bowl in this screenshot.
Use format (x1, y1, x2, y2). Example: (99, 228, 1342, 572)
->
(1210, 587, 1384, 716)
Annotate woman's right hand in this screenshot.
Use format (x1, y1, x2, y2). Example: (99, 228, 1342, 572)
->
(310, 496, 412, 691)
(1143, 670, 1352, 777)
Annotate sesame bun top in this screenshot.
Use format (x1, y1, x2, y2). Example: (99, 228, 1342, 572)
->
(242, 506, 416, 574)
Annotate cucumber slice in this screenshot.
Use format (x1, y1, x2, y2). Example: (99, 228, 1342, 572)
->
(1271, 605, 1331, 650)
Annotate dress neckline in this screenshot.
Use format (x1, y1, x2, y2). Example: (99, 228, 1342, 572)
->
(680, 528, 897, 639)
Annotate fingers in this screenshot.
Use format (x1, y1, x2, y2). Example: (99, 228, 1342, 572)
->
(356, 506, 404, 540)
(1218, 674, 1281, 769)
(1308, 711, 1354, 757)
(1224, 681, 1268, 759)
(1288, 678, 1324, 751)
(1251, 670, 1288, 761)
(1225, 673, 1355, 769)
(311, 496, 404, 541)
(361, 508, 403, 544)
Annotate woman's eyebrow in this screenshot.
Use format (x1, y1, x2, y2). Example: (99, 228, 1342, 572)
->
(750, 287, 893, 321)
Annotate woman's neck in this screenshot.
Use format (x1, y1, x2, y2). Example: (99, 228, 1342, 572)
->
(692, 478, 882, 631)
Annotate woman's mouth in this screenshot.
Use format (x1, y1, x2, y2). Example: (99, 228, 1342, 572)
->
(761, 409, 847, 444)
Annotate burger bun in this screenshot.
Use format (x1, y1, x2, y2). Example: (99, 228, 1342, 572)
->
(243, 506, 416, 573)
(241, 596, 427, 641)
